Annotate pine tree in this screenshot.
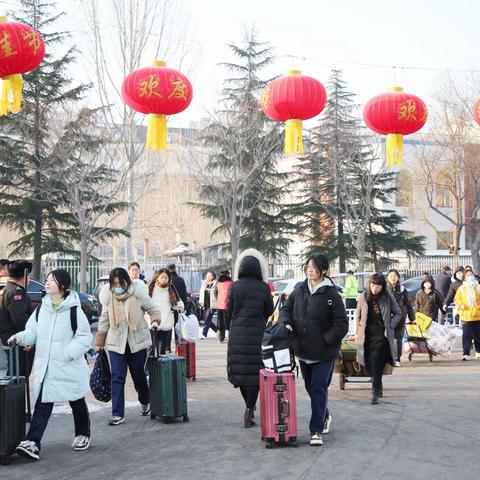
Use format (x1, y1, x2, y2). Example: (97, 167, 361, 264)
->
(297, 70, 425, 271)
(195, 28, 297, 266)
(0, 0, 89, 277)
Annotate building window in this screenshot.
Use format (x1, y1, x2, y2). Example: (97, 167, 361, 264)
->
(395, 170, 413, 207)
(436, 187, 453, 208)
(436, 231, 454, 250)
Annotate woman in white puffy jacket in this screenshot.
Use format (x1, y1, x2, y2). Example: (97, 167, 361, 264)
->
(10, 269, 92, 461)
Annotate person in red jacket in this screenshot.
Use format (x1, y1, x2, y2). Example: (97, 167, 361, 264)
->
(215, 270, 233, 343)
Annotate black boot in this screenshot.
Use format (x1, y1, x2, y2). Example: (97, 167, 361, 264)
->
(244, 409, 255, 428)
(371, 392, 380, 405)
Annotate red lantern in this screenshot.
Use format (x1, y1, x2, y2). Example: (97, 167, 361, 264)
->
(473, 99, 480, 126)
(363, 87, 428, 166)
(121, 60, 193, 151)
(260, 70, 327, 154)
(0, 16, 45, 115)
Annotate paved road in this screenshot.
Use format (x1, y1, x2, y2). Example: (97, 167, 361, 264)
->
(2, 338, 480, 480)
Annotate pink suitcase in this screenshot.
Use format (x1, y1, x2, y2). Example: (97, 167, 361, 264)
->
(259, 369, 298, 448)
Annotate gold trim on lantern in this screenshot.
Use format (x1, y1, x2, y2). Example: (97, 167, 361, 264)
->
(152, 60, 166, 67)
(386, 133, 403, 166)
(146, 113, 167, 151)
(287, 69, 301, 76)
(285, 119, 304, 155)
(0, 74, 23, 116)
(391, 86, 403, 92)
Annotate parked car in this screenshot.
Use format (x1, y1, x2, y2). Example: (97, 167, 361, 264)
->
(0, 278, 99, 324)
(92, 275, 110, 316)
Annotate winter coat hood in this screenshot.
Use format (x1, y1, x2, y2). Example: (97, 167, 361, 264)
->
(41, 290, 81, 313)
(421, 275, 435, 290)
(234, 249, 268, 283)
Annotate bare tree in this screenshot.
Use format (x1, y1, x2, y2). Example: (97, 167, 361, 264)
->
(82, 0, 199, 263)
(415, 76, 480, 266)
(48, 107, 129, 293)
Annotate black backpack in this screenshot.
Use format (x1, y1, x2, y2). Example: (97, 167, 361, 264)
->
(36, 305, 78, 333)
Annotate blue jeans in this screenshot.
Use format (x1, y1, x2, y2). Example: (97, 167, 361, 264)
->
(299, 360, 334, 434)
(109, 344, 149, 417)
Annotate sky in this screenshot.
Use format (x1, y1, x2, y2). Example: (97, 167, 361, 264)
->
(1, 0, 479, 128)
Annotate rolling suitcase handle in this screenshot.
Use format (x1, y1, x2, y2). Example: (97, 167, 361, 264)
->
(2, 344, 20, 384)
(152, 326, 159, 359)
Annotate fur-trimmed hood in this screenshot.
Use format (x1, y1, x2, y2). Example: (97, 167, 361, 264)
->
(233, 248, 269, 283)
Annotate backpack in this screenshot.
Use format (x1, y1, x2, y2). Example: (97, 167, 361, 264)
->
(36, 305, 78, 334)
(261, 321, 296, 373)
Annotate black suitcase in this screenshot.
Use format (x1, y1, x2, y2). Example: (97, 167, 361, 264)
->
(0, 346, 26, 465)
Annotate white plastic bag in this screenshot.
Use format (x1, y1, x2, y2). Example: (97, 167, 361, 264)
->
(176, 313, 200, 342)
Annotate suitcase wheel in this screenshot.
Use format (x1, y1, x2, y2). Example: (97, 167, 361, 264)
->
(290, 439, 299, 448)
(163, 417, 172, 424)
(183, 415, 189, 423)
(192, 377, 196, 382)
(150, 414, 156, 420)
(265, 441, 274, 449)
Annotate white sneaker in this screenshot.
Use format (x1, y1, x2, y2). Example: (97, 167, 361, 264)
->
(475, 353, 480, 359)
(16, 440, 40, 460)
(322, 415, 332, 434)
(462, 355, 469, 361)
(395, 361, 401, 367)
(71, 435, 91, 451)
(310, 432, 323, 446)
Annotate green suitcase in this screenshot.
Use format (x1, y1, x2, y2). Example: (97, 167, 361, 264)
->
(149, 354, 189, 423)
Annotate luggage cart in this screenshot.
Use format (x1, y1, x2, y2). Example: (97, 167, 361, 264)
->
(335, 340, 372, 390)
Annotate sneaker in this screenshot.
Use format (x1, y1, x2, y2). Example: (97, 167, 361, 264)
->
(108, 416, 125, 426)
(200, 335, 207, 340)
(141, 403, 150, 417)
(322, 415, 332, 434)
(475, 353, 480, 359)
(310, 432, 323, 446)
(395, 361, 401, 367)
(462, 355, 469, 361)
(71, 435, 90, 451)
(16, 440, 40, 460)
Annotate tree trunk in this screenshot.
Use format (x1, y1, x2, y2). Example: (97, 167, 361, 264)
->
(125, 161, 136, 263)
(470, 228, 480, 275)
(356, 234, 366, 289)
(338, 220, 345, 273)
(79, 236, 88, 294)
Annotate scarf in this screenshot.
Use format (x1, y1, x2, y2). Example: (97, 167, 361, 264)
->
(108, 286, 142, 331)
(466, 283, 479, 307)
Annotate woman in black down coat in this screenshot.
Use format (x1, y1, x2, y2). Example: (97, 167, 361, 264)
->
(226, 249, 274, 428)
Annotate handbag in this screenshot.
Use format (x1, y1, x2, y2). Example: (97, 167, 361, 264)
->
(89, 349, 111, 402)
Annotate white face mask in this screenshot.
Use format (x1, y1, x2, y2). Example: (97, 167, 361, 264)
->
(466, 276, 476, 287)
(424, 283, 432, 291)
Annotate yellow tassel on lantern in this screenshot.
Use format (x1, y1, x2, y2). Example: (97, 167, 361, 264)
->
(146, 113, 167, 151)
(0, 74, 23, 116)
(386, 133, 403, 167)
(285, 119, 303, 155)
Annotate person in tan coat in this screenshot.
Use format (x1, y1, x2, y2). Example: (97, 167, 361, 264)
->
(95, 267, 161, 426)
(356, 273, 401, 405)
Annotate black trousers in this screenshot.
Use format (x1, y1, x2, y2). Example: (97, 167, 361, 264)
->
(239, 385, 259, 409)
(462, 321, 480, 355)
(217, 310, 226, 341)
(27, 386, 90, 449)
(366, 341, 390, 393)
(394, 325, 405, 361)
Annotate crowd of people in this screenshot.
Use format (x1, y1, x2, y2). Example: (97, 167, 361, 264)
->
(0, 254, 479, 458)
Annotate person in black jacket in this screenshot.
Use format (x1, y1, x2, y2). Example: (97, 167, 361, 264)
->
(0, 260, 34, 376)
(225, 249, 274, 429)
(435, 266, 452, 324)
(386, 269, 414, 365)
(444, 266, 464, 313)
(279, 253, 348, 447)
(166, 264, 188, 351)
